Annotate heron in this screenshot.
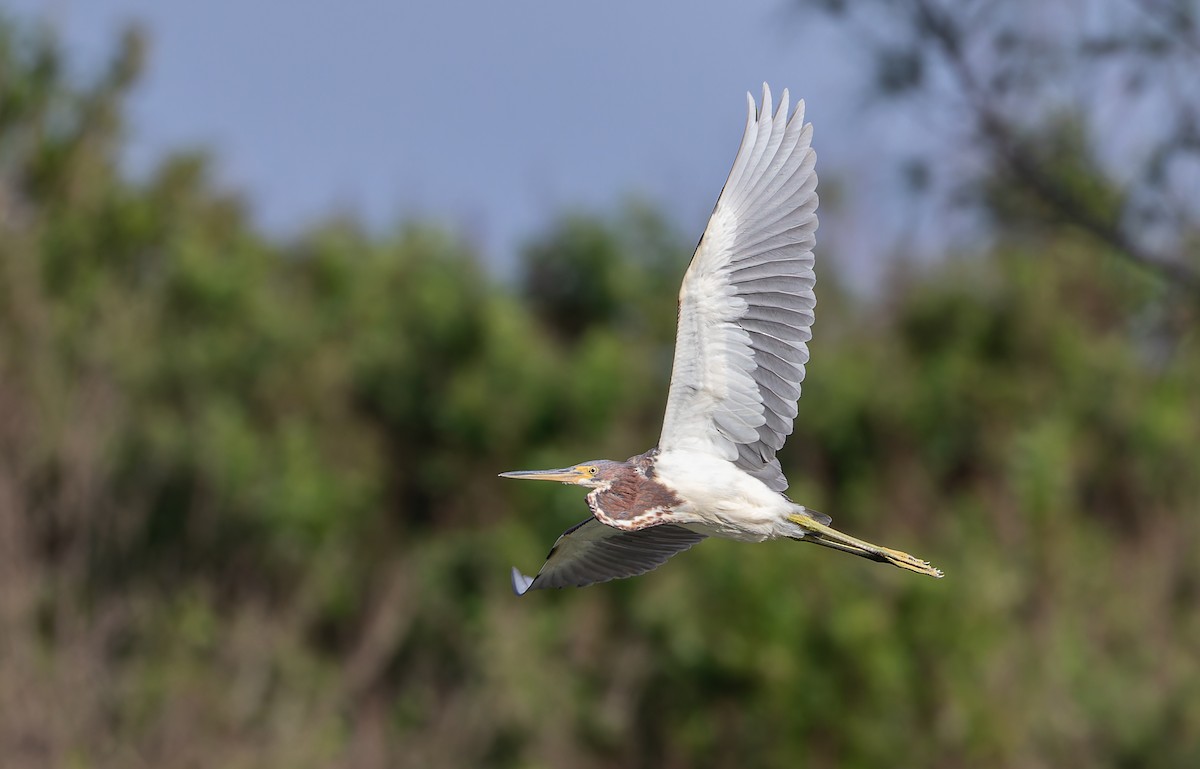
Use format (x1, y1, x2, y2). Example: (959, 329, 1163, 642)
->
(501, 85, 942, 595)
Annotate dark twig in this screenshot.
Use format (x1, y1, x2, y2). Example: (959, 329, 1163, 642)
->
(911, 0, 1200, 293)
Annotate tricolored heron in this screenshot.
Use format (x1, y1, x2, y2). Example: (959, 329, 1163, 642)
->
(502, 85, 942, 595)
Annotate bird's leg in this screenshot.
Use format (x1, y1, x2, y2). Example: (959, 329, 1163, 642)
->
(786, 514, 944, 578)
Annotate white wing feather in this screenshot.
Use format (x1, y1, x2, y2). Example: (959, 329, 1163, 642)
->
(658, 84, 818, 491)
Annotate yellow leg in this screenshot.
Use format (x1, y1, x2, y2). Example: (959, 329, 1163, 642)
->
(787, 514, 944, 578)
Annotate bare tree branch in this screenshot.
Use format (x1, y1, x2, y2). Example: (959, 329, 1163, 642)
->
(911, 0, 1200, 293)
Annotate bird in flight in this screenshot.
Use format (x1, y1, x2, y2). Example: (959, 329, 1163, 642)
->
(502, 85, 942, 595)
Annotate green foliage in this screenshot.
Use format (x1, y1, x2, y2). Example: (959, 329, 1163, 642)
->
(519, 201, 685, 342)
(2, 13, 1199, 769)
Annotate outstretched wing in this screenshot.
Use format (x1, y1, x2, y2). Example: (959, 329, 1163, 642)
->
(511, 518, 706, 595)
(658, 84, 818, 492)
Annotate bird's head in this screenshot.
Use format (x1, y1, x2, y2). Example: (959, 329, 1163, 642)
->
(499, 460, 623, 489)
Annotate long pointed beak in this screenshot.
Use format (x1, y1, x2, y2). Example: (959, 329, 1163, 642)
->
(498, 467, 586, 484)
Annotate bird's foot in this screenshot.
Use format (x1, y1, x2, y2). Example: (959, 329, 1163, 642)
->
(787, 513, 944, 579)
(872, 545, 944, 579)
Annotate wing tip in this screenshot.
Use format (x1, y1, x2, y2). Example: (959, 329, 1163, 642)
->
(511, 566, 536, 596)
(755, 84, 798, 123)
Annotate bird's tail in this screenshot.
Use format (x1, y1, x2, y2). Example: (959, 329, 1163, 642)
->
(787, 510, 943, 578)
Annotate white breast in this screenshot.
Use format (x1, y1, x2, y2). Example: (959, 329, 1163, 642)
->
(652, 449, 795, 541)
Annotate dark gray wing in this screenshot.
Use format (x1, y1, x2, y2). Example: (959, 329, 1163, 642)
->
(512, 518, 706, 595)
(658, 84, 818, 492)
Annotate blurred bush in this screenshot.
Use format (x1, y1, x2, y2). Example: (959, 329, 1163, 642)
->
(1, 13, 1198, 769)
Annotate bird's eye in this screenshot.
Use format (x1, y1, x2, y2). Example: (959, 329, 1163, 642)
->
(588, 466, 598, 475)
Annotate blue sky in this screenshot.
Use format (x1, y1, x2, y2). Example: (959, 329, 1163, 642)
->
(11, 0, 924, 277)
